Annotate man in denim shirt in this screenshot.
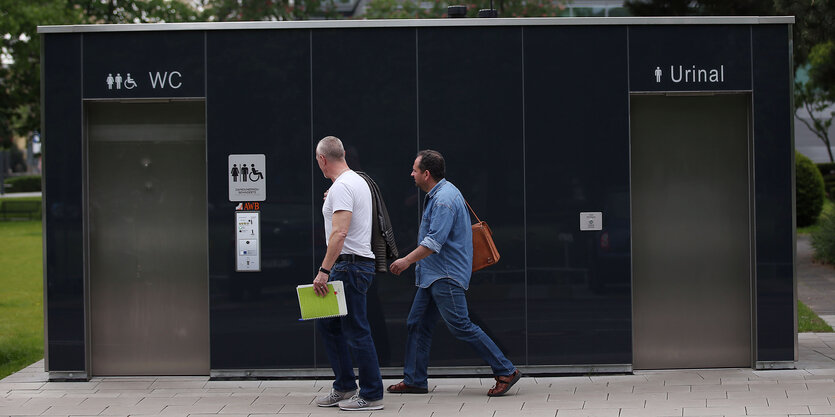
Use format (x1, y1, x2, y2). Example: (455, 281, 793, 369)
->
(389, 150, 521, 397)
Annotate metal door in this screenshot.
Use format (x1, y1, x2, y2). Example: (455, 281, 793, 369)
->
(87, 101, 209, 375)
(631, 94, 752, 369)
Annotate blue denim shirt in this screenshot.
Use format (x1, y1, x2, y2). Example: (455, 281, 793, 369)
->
(415, 179, 473, 290)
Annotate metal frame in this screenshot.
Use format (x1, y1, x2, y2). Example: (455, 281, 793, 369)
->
(40, 30, 49, 374)
(37, 16, 794, 34)
(627, 91, 757, 370)
(211, 364, 633, 379)
(47, 371, 88, 381)
(755, 361, 796, 370)
(789, 24, 799, 364)
(81, 79, 93, 382)
(77, 98, 210, 379)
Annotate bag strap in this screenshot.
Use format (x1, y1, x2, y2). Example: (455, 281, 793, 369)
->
(464, 200, 481, 223)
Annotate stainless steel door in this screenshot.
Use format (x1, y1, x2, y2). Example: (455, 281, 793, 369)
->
(87, 101, 209, 375)
(631, 95, 752, 369)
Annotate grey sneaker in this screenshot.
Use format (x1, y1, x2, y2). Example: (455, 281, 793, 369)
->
(315, 388, 357, 407)
(338, 394, 384, 411)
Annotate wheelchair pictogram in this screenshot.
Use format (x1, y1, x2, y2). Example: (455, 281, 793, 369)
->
(124, 73, 137, 89)
(249, 165, 264, 182)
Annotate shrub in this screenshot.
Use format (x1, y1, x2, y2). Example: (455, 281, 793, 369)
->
(3, 176, 41, 193)
(817, 163, 835, 197)
(797, 153, 826, 227)
(813, 211, 835, 264)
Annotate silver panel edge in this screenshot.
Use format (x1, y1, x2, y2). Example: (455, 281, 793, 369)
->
(210, 364, 633, 378)
(630, 90, 754, 95)
(40, 32, 49, 373)
(48, 371, 89, 381)
(755, 361, 796, 370)
(81, 97, 207, 103)
(789, 24, 799, 363)
(38, 16, 795, 34)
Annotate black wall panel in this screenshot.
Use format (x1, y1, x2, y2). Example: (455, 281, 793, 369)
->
(629, 25, 752, 92)
(83, 32, 204, 99)
(43, 34, 85, 372)
(524, 26, 632, 365)
(417, 27, 527, 366)
(752, 25, 794, 362)
(311, 28, 418, 368)
(206, 30, 313, 369)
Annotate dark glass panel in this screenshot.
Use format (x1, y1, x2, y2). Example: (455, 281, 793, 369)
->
(206, 30, 313, 369)
(524, 26, 632, 365)
(43, 34, 86, 372)
(311, 28, 418, 368)
(417, 26, 526, 366)
(629, 26, 751, 92)
(752, 25, 794, 361)
(83, 32, 204, 99)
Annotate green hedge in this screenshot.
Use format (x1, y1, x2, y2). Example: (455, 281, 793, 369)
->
(3, 176, 41, 193)
(813, 211, 835, 264)
(798, 153, 826, 227)
(817, 163, 835, 198)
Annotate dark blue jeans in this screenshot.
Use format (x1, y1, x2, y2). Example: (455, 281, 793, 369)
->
(315, 260, 383, 401)
(403, 278, 516, 388)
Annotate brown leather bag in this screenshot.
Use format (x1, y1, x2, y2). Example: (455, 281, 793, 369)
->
(466, 200, 500, 272)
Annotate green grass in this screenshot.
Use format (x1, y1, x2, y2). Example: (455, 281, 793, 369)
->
(0, 219, 43, 380)
(799, 199, 835, 235)
(798, 300, 834, 332)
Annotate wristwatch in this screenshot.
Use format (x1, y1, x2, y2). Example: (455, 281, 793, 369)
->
(318, 267, 331, 275)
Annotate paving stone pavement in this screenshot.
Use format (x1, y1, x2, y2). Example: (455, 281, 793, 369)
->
(4, 341, 835, 417)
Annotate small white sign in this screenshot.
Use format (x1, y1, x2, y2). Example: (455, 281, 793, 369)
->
(580, 212, 603, 231)
(236, 211, 260, 272)
(229, 154, 266, 202)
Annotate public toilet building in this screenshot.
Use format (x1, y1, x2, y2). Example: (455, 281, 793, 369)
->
(38, 16, 796, 379)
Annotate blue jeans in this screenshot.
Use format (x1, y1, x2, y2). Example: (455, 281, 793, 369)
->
(403, 278, 516, 388)
(316, 260, 383, 401)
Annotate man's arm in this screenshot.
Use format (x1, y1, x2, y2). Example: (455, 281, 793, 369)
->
(389, 245, 433, 275)
(390, 203, 457, 275)
(313, 210, 352, 296)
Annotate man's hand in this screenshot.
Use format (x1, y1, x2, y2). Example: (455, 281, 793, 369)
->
(313, 272, 329, 297)
(390, 245, 434, 275)
(389, 258, 412, 276)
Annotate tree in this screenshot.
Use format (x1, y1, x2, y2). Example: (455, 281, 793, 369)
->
(197, 0, 340, 21)
(774, 0, 835, 162)
(67, 0, 200, 24)
(623, 0, 774, 16)
(0, 0, 82, 139)
(1, 1, 204, 144)
(364, 0, 567, 19)
(796, 71, 834, 162)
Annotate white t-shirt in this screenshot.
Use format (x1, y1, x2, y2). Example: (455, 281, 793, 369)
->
(322, 170, 374, 259)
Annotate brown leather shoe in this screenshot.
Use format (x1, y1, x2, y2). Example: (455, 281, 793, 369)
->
(487, 370, 521, 397)
(387, 381, 428, 394)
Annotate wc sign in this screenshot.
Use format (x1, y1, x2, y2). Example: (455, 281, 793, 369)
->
(104, 71, 183, 91)
(229, 154, 267, 202)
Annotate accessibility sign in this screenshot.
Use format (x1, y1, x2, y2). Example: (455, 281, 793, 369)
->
(229, 154, 266, 202)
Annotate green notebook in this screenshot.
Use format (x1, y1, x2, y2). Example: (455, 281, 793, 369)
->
(296, 281, 348, 320)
